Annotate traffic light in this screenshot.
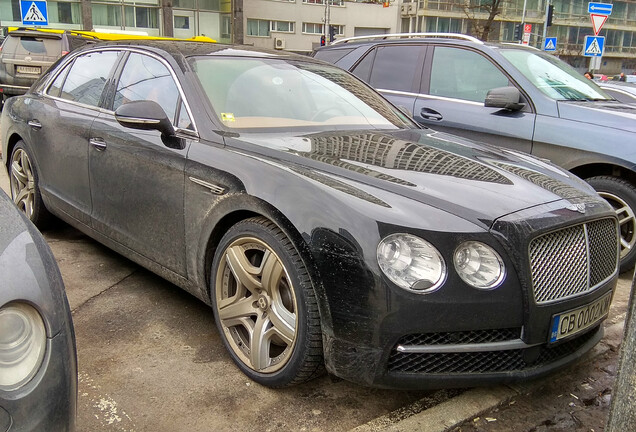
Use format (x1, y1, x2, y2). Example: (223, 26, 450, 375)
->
(513, 24, 522, 40)
(320, 35, 325, 46)
(329, 26, 337, 43)
(547, 5, 554, 27)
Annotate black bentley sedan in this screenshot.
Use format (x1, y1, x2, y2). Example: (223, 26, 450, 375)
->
(1, 41, 620, 389)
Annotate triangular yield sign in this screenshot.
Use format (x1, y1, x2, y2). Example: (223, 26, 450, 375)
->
(591, 14, 608, 36)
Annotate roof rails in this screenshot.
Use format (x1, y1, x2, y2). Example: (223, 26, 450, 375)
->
(331, 32, 483, 46)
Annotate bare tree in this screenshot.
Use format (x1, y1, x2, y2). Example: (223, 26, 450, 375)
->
(461, 0, 506, 41)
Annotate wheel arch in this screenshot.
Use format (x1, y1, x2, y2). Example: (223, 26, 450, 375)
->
(570, 162, 636, 185)
(196, 194, 333, 331)
(4, 132, 25, 171)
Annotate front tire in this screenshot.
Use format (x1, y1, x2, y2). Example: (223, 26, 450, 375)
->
(587, 176, 636, 273)
(9, 141, 52, 228)
(211, 217, 323, 387)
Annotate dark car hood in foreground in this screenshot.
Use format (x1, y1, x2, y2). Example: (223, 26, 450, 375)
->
(232, 128, 604, 228)
(557, 100, 636, 133)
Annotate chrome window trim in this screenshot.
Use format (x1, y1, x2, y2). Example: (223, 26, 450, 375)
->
(377, 89, 484, 107)
(41, 46, 199, 134)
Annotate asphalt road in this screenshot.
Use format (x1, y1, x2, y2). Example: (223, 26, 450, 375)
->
(0, 156, 630, 432)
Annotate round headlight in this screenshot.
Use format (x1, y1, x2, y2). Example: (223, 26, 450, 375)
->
(377, 234, 446, 293)
(0, 303, 46, 391)
(453, 241, 505, 289)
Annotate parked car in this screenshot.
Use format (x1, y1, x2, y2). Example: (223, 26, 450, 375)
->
(598, 81, 636, 105)
(0, 188, 77, 431)
(0, 28, 97, 102)
(2, 40, 619, 389)
(313, 33, 636, 272)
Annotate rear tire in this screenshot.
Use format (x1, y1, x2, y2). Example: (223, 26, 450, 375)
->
(587, 176, 636, 273)
(211, 217, 324, 387)
(9, 141, 52, 228)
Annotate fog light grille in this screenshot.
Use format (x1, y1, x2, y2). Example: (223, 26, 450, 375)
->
(388, 327, 598, 374)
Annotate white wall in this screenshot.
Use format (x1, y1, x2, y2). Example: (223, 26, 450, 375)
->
(244, 0, 400, 53)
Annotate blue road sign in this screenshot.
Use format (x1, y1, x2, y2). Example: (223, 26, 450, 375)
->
(544, 37, 557, 51)
(588, 2, 613, 15)
(20, 1, 48, 26)
(584, 35, 605, 57)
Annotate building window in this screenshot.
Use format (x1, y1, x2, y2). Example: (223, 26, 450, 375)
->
(302, 22, 323, 34)
(199, 0, 221, 11)
(247, 19, 271, 37)
(92, 4, 122, 27)
(222, 15, 231, 38)
(271, 21, 294, 33)
(125, 6, 159, 29)
(175, 15, 190, 29)
(302, 0, 344, 6)
(173, 0, 197, 8)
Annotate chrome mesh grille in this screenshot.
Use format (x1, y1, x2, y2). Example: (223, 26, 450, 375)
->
(529, 218, 618, 304)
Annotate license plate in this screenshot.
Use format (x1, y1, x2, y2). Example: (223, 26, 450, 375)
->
(549, 292, 612, 343)
(16, 65, 41, 74)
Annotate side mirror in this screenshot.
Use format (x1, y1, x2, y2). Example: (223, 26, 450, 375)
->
(114, 100, 175, 137)
(484, 86, 525, 111)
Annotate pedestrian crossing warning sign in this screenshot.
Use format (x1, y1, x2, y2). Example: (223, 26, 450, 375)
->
(544, 37, 557, 51)
(584, 35, 604, 57)
(20, 1, 48, 26)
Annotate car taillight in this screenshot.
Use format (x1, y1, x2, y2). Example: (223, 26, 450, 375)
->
(61, 50, 69, 56)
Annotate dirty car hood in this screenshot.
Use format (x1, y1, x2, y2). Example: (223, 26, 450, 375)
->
(230, 128, 605, 227)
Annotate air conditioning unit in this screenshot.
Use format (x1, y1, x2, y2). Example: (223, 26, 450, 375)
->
(274, 37, 285, 50)
(400, 3, 415, 15)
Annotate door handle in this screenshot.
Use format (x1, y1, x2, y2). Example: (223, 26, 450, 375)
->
(89, 138, 107, 151)
(27, 120, 42, 129)
(420, 108, 443, 121)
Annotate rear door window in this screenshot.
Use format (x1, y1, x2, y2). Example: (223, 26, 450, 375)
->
(58, 51, 120, 107)
(366, 45, 425, 93)
(429, 46, 510, 102)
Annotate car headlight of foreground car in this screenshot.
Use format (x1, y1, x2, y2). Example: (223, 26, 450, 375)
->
(378, 235, 505, 293)
(0, 303, 46, 391)
(377, 234, 447, 293)
(454, 241, 505, 289)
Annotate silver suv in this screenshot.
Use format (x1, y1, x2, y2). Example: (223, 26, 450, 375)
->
(314, 33, 636, 272)
(0, 29, 94, 101)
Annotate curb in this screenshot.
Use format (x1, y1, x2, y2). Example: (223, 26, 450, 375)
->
(350, 321, 625, 432)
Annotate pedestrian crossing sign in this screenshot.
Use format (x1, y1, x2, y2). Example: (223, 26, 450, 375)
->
(20, 1, 48, 26)
(583, 35, 604, 57)
(544, 37, 557, 51)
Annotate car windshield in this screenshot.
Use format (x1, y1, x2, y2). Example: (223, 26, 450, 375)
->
(501, 49, 613, 101)
(189, 56, 416, 131)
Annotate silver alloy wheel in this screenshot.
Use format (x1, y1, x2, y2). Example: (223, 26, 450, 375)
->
(598, 190, 636, 258)
(10, 148, 35, 219)
(215, 237, 297, 373)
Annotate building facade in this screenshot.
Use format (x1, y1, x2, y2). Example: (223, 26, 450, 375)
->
(0, 0, 398, 52)
(1, 0, 634, 70)
(242, 0, 399, 53)
(401, 0, 636, 73)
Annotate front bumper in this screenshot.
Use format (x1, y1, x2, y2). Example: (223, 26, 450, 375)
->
(325, 323, 604, 389)
(316, 200, 618, 389)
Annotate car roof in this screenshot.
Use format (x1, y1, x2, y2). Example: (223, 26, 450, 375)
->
(315, 33, 537, 53)
(76, 40, 325, 72)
